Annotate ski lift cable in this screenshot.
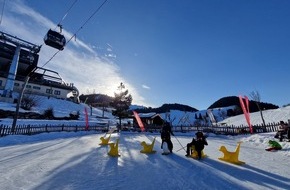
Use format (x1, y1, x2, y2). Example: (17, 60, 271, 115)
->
(41, 0, 108, 68)
(72, 0, 108, 35)
(42, 0, 78, 49)
(54, 0, 78, 32)
(0, 0, 6, 26)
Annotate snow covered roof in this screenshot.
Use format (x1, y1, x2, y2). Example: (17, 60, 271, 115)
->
(138, 112, 161, 119)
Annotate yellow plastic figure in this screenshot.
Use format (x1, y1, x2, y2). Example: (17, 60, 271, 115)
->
(99, 134, 111, 145)
(190, 145, 207, 159)
(140, 137, 156, 154)
(218, 142, 245, 165)
(108, 138, 120, 157)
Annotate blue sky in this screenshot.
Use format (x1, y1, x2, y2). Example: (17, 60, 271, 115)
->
(1, 0, 290, 109)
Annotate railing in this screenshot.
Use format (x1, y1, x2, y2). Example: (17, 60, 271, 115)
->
(0, 122, 281, 138)
(0, 123, 109, 137)
(130, 122, 281, 135)
(172, 122, 280, 135)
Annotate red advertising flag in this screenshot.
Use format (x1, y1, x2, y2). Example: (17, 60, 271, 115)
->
(133, 111, 145, 132)
(245, 96, 251, 128)
(239, 95, 253, 133)
(84, 107, 89, 130)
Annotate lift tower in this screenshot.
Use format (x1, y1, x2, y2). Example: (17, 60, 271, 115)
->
(0, 31, 41, 101)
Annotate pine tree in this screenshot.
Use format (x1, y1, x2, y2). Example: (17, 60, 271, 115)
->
(110, 83, 132, 131)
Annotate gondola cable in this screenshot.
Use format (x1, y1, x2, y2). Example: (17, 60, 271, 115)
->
(0, 0, 6, 26)
(41, 0, 108, 68)
(44, 0, 78, 50)
(54, 0, 78, 33)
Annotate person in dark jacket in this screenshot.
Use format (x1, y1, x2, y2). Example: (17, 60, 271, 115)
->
(275, 121, 288, 141)
(161, 122, 174, 153)
(185, 131, 208, 159)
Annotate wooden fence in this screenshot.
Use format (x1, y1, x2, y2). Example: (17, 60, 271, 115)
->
(0, 123, 109, 137)
(0, 122, 281, 138)
(129, 122, 281, 136)
(172, 122, 281, 135)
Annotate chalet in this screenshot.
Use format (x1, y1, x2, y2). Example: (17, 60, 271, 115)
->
(133, 112, 164, 131)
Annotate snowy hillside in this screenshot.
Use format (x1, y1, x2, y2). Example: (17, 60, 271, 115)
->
(0, 96, 116, 126)
(1, 95, 289, 127)
(160, 106, 234, 126)
(219, 106, 290, 126)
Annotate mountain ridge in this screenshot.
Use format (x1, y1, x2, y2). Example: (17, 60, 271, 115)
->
(80, 94, 279, 114)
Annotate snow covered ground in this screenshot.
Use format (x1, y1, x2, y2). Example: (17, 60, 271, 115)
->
(0, 131, 289, 190)
(1, 96, 290, 189)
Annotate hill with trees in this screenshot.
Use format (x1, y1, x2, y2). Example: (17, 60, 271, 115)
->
(133, 103, 198, 113)
(208, 96, 279, 114)
(79, 94, 279, 115)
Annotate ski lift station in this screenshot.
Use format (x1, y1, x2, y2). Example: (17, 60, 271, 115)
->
(0, 31, 79, 103)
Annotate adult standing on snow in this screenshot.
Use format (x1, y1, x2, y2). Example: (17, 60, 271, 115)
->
(287, 120, 290, 141)
(161, 122, 174, 153)
(275, 121, 288, 141)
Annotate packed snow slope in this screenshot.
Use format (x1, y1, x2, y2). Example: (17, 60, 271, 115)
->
(0, 131, 289, 190)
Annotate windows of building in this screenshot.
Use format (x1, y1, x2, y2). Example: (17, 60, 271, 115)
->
(54, 90, 61, 95)
(46, 89, 53, 94)
(33, 86, 41, 90)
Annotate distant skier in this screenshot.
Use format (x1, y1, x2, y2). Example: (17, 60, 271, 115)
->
(161, 122, 174, 154)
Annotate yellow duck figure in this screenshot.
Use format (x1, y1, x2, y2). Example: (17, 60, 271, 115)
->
(140, 137, 156, 154)
(218, 142, 245, 165)
(108, 138, 120, 157)
(190, 145, 207, 159)
(99, 134, 111, 145)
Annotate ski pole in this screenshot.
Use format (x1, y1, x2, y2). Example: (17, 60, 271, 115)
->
(176, 146, 187, 152)
(173, 135, 186, 152)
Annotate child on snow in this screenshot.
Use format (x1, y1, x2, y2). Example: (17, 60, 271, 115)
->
(185, 131, 208, 159)
(265, 140, 282, 151)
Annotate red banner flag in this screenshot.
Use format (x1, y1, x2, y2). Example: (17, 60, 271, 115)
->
(84, 107, 89, 130)
(239, 95, 253, 133)
(133, 111, 145, 132)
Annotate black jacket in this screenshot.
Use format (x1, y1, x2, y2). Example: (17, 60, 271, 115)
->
(192, 137, 208, 151)
(161, 124, 174, 140)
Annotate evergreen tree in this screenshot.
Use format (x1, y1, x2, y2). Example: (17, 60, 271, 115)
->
(110, 83, 132, 131)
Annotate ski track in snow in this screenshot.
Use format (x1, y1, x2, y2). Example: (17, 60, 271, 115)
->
(0, 132, 289, 190)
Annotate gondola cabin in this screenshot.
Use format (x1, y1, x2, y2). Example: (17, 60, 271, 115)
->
(44, 29, 66, 50)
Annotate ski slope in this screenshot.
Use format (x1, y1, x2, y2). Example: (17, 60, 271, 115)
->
(0, 131, 289, 190)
